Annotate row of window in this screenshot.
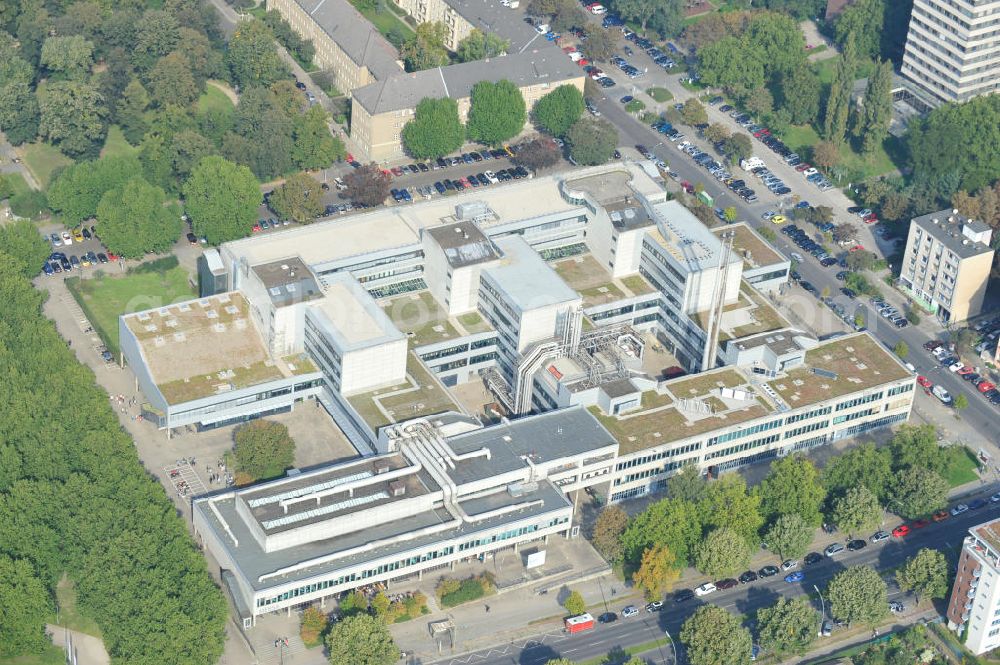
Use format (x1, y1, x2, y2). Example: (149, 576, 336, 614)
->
(708, 417, 783, 446)
(705, 433, 780, 461)
(615, 442, 700, 471)
(784, 419, 829, 440)
(785, 406, 831, 424)
(832, 408, 876, 425)
(888, 383, 914, 397)
(614, 459, 686, 486)
(835, 391, 884, 412)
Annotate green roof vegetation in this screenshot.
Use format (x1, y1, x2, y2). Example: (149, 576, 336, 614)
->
(768, 334, 911, 407)
(621, 274, 655, 296)
(382, 291, 460, 347)
(457, 311, 493, 334)
(158, 360, 284, 404)
(347, 353, 460, 431)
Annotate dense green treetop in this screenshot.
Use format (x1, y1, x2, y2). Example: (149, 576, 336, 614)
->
(183, 155, 260, 245)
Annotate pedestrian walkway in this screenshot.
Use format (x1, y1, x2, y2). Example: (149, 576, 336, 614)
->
(47, 624, 110, 665)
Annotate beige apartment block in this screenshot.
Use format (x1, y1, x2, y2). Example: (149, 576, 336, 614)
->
(899, 210, 995, 323)
(268, 0, 403, 94)
(393, 0, 540, 52)
(351, 49, 585, 161)
(901, 0, 1000, 105)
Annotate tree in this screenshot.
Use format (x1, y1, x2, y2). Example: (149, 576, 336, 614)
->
(118, 78, 150, 145)
(514, 136, 561, 171)
(744, 11, 806, 79)
(831, 222, 858, 244)
(269, 173, 323, 224)
(96, 177, 181, 258)
(634, 544, 681, 600)
(325, 614, 397, 665)
(823, 442, 892, 502)
(954, 393, 969, 411)
(183, 156, 261, 245)
(622, 497, 702, 568)
(467, 79, 527, 146)
(300, 606, 329, 647)
(756, 455, 826, 527)
(681, 98, 708, 126)
(745, 87, 773, 117)
(700, 474, 763, 547)
(582, 25, 618, 61)
(845, 249, 879, 272)
(859, 59, 893, 155)
(170, 130, 215, 183)
(834, 0, 883, 59)
(456, 29, 509, 62)
(402, 97, 465, 159)
(47, 155, 141, 224)
(226, 19, 287, 89)
(37, 80, 108, 158)
(697, 37, 765, 95)
(896, 549, 948, 602)
(533, 84, 585, 138)
(591, 505, 628, 563)
(133, 9, 181, 70)
(233, 420, 296, 482)
(680, 605, 753, 665)
(545, 660, 575, 665)
(756, 597, 818, 657)
(890, 467, 949, 520)
(292, 106, 344, 169)
(0, 221, 50, 280)
(893, 341, 909, 359)
(344, 162, 392, 207)
(566, 118, 617, 166)
(0, 556, 51, 658)
(704, 123, 730, 145)
(822, 38, 856, 144)
(828, 566, 888, 627)
(764, 513, 813, 561)
(40, 35, 94, 79)
(695, 527, 752, 577)
(0, 35, 39, 145)
(831, 486, 882, 537)
(724, 207, 738, 223)
(562, 589, 586, 615)
(667, 465, 707, 503)
(722, 133, 753, 165)
(401, 22, 449, 71)
(780, 63, 821, 125)
(888, 425, 946, 475)
(148, 52, 199, 108)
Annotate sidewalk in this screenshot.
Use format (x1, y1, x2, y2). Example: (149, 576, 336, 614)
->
(47, 624, 110, 665)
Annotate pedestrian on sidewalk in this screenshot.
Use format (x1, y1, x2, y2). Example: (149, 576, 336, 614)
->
(484, 604, 490, 613)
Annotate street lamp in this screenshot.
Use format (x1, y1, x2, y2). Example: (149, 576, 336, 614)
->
(664, 629, 678, 664)
(274, 637, 289, 665)
(813, 584, 826, 622)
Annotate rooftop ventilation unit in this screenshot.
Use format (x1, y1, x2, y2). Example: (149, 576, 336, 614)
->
(455, 201, 489, 220)
(389, 480, 406, 497)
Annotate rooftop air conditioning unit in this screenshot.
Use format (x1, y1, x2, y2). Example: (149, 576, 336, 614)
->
(375, 464, 390, 475)
(389, 481, 406, 497)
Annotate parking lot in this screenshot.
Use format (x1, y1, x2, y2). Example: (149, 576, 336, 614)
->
(40, 222, 124, 277)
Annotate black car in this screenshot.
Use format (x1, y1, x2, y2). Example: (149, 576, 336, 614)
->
(434, 181, 446, 194)
(598, 612, 618, 624)
(738, 570, 758, 584)
(841, 288, 857, 299)
(186, 232, 198, 244)
(847, 206, 863, 214)
(417, 162, 430, 172)
(758, 565, 779, 578)
(789, 270, 801, 282)
(716, 578, 738, 590)
(847, 539, 867, 551)
(674, 589, 694, 603)
(970, 498, 988, 510)
(800, 281, 818, 294)
(804, 552, 823, 565)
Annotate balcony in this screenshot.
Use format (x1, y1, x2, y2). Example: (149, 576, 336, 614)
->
(963, 611, 971, 621)
(974, 567, 983, 577)
(968, 588, 978, 598)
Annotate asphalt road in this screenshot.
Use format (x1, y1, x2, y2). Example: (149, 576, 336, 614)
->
(590, 92, 999, 447)
(430, 485, 1000, 665)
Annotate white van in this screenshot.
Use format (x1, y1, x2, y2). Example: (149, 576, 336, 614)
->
(932, 384, 952, 404)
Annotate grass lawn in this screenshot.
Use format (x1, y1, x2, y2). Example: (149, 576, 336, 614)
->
(65, 264, 196, 356)
(646, 87, 673, 103)
(51, 575, 102, 638)
(943, 446, 981, 487)
(2, 172, 32, 197)
(100, 125, 138, 159)
(348, 0, 414, 43)
(0, 645, 68, 665)
(780, 123, 900, 182)
(21, 142, 73, 189)
(197, 84, 236, 116)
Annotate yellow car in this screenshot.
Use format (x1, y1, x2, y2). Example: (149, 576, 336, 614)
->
(72, 228, 85, 242)
(771, 215, 786, 224)
(80, 254, 91, 267)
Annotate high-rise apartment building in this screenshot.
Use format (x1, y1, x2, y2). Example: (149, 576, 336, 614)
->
(947, 517, 1000, 654)
(901, 0, 1000, 105)
(898, 209, 994, 323)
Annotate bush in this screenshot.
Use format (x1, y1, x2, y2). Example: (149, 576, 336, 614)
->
(437, 573, 494, 608)
(128, 255, 180, 275)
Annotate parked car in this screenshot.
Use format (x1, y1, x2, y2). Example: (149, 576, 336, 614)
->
(870, 530, 890, 543)
(784, 571, 805, 583)
(621, 605, 639, 618)
(694, 583, 717, 596)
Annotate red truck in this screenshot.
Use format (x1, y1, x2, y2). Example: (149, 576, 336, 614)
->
(564, 613, 596, 634)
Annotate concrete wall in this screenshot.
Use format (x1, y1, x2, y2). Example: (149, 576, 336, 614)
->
(340, 337, 409, 395)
